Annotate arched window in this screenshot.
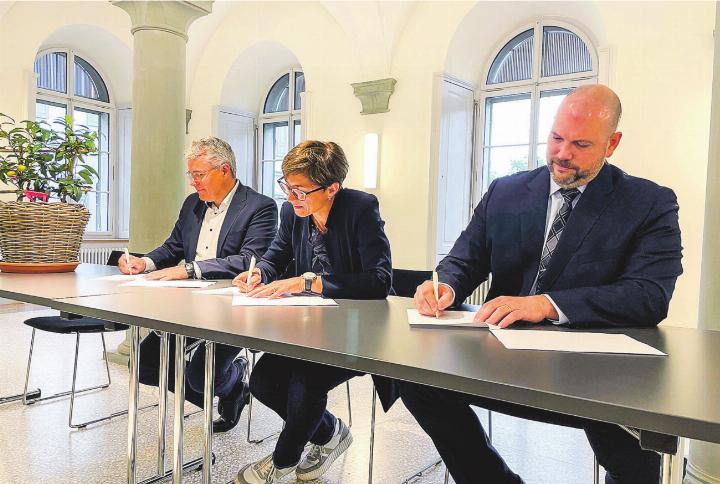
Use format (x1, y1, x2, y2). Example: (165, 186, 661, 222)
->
(34, 49, 115, 237)
(259, 69, 304, 207)
(479, 21, 597, 191)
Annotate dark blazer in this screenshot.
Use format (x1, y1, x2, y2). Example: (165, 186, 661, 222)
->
(257, 188, 392, 299)
(439, 163, 683, 328)
(257, 188, 396, 410)
(145, 183, 278, 279)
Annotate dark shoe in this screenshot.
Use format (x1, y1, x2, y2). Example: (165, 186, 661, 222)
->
(214, 359, 251, 433)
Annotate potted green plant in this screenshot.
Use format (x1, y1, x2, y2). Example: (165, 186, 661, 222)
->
(0, 113, 100, 273)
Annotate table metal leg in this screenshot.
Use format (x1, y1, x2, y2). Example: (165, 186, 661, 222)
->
(157, 332, 169, 476)
(368, 389, 376, 484)
(127, 325, 141, 484)
(670, 438, 686, 484)
(203, 341, 215, 484)
(173, 334, 187, 484)
(593, 456, 600, 484)
(662, 437, 686, 484)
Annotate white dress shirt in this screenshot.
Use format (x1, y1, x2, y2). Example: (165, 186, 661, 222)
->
(442, 175, 586, 324)
(144, 181, 239, 278)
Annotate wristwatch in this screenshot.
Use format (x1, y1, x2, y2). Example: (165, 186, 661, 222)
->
(302, 272, 317, 293)
(184, 262, 196, 279)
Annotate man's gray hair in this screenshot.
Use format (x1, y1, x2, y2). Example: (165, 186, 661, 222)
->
(186, 137, 236, 178)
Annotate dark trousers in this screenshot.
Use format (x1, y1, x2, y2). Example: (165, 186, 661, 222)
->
(249, 354, 362, 468)
(399, 382, 660, 484)
(138, 332, 242, 409)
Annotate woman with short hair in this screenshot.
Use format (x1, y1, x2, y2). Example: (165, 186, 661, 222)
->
(232, 140, 392, 484)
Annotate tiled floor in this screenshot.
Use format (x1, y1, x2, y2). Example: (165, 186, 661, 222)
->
(0, 306, 602, 483)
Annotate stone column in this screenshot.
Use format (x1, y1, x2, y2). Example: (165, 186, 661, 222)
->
(108, 1, 212, 364)
(684, 3, 720, 483)
(113, 0, 211, 253)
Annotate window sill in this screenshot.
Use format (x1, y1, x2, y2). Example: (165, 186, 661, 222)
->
(82, 239, 129, 244)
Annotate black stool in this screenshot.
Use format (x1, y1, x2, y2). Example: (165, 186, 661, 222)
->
(18, 250, 156, 428)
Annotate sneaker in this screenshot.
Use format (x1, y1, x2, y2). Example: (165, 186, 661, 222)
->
(296, 418, 353, 481)
(234, 453, 295, 484)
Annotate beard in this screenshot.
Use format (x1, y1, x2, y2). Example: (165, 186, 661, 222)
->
(547, 158, 604, 188)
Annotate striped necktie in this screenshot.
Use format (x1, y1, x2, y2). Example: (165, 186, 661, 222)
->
(533, 188, 581, 293)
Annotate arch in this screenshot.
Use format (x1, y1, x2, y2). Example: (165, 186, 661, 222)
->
(219, 41, 301, 115)
(443, 2, 606, 86)
(0, 1, 131, 120)
(38, 23, 132, 104)
(188, 1, 358, 141)
(481, 19, 598, 89)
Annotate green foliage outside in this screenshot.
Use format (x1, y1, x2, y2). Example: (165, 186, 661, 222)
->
(489, 157, 529, 183)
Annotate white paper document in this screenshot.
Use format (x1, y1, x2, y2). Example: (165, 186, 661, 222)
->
(489, 328, 666, 355)
(194, 286, 241, 296)
(232, 294, 337, 307)
(407, 309, 488, 328)
(95, 274, 145, 282)
(120, 279, 216, 288)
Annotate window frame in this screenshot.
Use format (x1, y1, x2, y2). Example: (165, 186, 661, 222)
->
(34, 47, 118, 240)
(258, 67, 304, 201)
(474, 20, 599, 199)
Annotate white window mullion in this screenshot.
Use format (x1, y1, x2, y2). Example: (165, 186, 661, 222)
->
(257, 68, 303, 203)
(528, 84, 541, 170)
(532, 21, 543, 82)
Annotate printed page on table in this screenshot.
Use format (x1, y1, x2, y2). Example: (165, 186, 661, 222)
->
(232, 293, 338, 306)
(489, 328, 666, 355)
(407, 309, 488, 328)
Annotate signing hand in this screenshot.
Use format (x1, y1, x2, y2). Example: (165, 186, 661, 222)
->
(247, 277, 303, 299)
(414, 280, 455, 316)
(144, 266, 188, 281)
(118, 254, 146, 275)
(232, 268, 262, 293)
(475, 295, 558, 328)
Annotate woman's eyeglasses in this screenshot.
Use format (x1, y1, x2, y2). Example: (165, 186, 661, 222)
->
(277, 177, 325, 201)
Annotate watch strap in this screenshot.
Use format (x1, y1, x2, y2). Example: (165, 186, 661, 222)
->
(184, 262, 196, 279)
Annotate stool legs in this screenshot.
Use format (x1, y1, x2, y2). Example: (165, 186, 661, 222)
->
(21, 328, 155, 429)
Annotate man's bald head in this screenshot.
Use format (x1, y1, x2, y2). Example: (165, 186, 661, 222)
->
(546, 84, 624, 188)
(561, 84, 622, 135)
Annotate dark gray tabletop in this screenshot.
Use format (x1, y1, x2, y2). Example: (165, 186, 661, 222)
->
(0, 264, 223, 305)
(48, 287, 720, 445)
(0, 264, 123, 305)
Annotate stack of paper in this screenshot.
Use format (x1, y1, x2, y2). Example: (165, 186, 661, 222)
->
(195, 286, 241, 296)
(95, 274, 144, 282)
(120, 279, 216, 288)
(407, 309, 488, 328)
(232, 294, 337, 307)
(489, 328, 666, 355)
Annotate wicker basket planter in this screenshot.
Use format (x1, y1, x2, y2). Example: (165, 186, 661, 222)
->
(0, 201, 89, 271)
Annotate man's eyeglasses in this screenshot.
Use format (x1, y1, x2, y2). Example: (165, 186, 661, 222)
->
(277, 177, 325, 201)
(186, 166, 220, 182)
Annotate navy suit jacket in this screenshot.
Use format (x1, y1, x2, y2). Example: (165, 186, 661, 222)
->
(145, 183, 278, 280)
(257, 188, 397, 410)
(257, 188, 392, 299)
(439, 163, 683, 328)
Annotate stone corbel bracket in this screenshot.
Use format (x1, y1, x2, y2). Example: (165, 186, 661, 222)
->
(351, 78, 397, 115)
